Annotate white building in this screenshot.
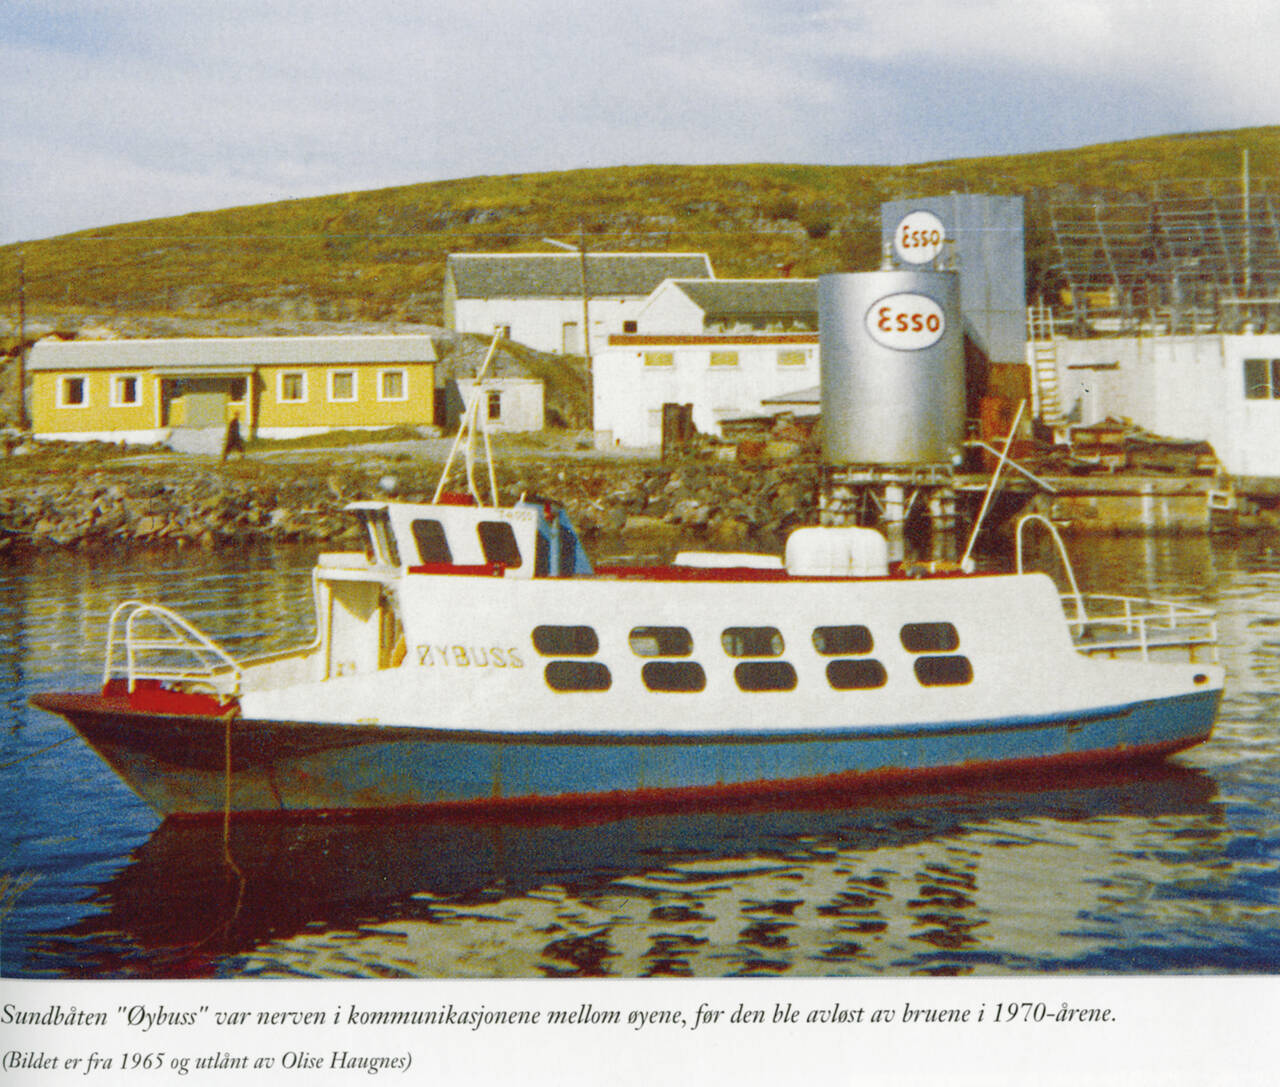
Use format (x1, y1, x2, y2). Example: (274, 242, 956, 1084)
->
(1034, 332, 1280, 481)
(442, 252, 714, 356)
(452, 377, 545, 434)
(593, 278, 820, 448)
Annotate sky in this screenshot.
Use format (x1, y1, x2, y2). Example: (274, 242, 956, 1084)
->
(2, 0, 1278, 244)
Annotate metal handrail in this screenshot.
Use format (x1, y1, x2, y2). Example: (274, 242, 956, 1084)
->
(104, 601, 243, 696)
(1066, 592, 1219, 661)
(1015, 514, 1086, 631)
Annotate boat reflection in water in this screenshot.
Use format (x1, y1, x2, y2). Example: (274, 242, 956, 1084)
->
(30, 760, 1228, 978)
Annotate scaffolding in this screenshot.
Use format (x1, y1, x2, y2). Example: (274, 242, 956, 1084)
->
(1047, 175, 1280, 334)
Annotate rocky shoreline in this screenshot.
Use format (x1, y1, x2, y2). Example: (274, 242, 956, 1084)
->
(0, 441, 820, 557)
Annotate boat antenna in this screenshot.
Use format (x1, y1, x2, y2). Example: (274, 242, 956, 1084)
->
(433, 330, 504, 506)
(960, 398, 1025, 572)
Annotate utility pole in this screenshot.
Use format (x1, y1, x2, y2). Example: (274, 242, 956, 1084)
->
(16, 249, 28, 431)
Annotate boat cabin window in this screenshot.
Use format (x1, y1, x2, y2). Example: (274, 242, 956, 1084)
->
(812, 625, 874, 656)
(478, 521, 522, 568)
(734, 661, 798, 692)
(629, 626, 694, 657)
(544, 660, 612, 692)
(642, 661, 706, 692)
(826, 659, 888, 690)
(913, 655, 974, 687)
(900, 622, 960, 653)
(360, 508, 401, 566)
(721, 627, 784, 657)
(411, 519, 452, 565)
(532, 625, 599, 656)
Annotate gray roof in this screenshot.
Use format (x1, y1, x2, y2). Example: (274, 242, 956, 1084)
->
(447, 252, 713, 299)
(27, 334, 438, 372)
(668, 278, 818, 320)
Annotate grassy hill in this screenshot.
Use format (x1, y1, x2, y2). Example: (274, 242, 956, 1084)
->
(2, 126, 1277, 333)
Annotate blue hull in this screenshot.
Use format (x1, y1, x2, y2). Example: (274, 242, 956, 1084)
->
(33, 688, 1221, 818)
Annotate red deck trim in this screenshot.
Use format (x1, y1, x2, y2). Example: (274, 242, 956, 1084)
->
(407, 561, 507, 576)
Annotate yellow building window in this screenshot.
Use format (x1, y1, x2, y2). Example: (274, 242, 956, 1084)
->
(378, 369, 407, 401)
(709, 351, 739, 368)
(279, 372, 307, 403)
(110, 375, 141, 407)
(644, 351, 674, 368)
(777, 349, 808, 367)
(58, 376, 88, 408)
(328, 370, 357, 402)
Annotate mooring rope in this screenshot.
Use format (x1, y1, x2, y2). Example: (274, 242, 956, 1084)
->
(0, 735, 74, 770)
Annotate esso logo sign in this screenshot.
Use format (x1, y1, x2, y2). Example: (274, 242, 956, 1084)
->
(893, 210, 945, 264)
(865, 293, 947, 351)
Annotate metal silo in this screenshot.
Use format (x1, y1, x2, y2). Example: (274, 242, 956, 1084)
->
(820, 270, 964, 465)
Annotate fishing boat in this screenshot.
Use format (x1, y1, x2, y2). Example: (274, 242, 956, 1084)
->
(30, 348, 1223, 820)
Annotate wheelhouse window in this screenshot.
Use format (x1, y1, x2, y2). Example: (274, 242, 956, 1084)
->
(278, 371, 307, 403)
(721, 627, 784, 657)
(58, 376, 88, 407)
(1244, 358, 1280, 400)
(629, 626, 693, 657)
(477, 521, 522, 568)
(110, 374, 140, 407)
(328, 370, 357, 402)
(378, 369, 407, 402)
(411, 518, 452, 564)
(532, 625, 599, 657)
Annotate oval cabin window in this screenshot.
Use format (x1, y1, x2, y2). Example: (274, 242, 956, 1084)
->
(544, 661, 612, 692)
(721, 627, 785, 658)
(812, 625, 874, 656)
(913, 655, 973, 687)
(826, 659, 888, 690)
(629, 626, 694, 657)
(900, 622, 960, 653)
(734, 661, 797, 692)
(641, 661, 706, 693)
(532, 625, 599, 656)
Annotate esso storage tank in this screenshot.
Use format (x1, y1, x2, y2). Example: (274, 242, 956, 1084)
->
(819, 270, 964, 466)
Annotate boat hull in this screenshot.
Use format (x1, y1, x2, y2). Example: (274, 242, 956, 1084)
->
(31, 689, 1221, 819)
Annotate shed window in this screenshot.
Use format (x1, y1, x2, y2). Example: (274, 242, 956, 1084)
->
(59, 376, 87, 407)
(629, 626, 693, 657)
(411, 519, 452, 564)
(622, 320, 638, 333)
(545, 661, 612, 692)
(379, 369, 407, 401)
(487, 390, 502, 420)
(826, 659, 888, 690)
(914, 655, 974, 687)
(532, 625, 599, 657)
(279, 372, 307, 403)
(721, 627, 784, 657)
(1244, 358, 1280, 400)
(709, 351, 739, 368)
(813, 625, 873, 656)
(111, 375, 140, 406)
(644, 351, 674, 368)
(734, 661, 797, 692)
(642, 661, 706, 692)
(900, 622, 960, 653)
(777, 349, 808, 367)
(329, 370, 357, 402)
(477, 521, 522, 567)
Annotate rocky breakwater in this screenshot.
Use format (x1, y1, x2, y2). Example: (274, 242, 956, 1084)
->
(0, 445, 822, 558)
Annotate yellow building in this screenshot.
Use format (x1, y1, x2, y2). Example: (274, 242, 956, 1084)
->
(26, 335, 437, 445)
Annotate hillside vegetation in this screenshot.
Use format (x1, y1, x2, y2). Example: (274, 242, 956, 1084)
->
(2, 127, 1276, 333)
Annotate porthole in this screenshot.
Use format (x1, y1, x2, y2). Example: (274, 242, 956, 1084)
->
(734, 661, 797, 692)
(722, 626, 784, 657)
(813, 625, 873, 656)
(532, 625, 599, 656)
(900, 622, 960, 653)
(913, 655, 973, 687)
(826, 659, 888, 690)
(545, 660, 612, 692)
(641, 661, 706, 692)
(478, 521, 522, 568)
(629, 626, 694, 657)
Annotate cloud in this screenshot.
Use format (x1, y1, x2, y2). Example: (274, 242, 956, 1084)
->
(1, 0, 1276, 242)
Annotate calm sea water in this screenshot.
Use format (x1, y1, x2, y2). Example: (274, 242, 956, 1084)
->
(2, 533, 1278, 978)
